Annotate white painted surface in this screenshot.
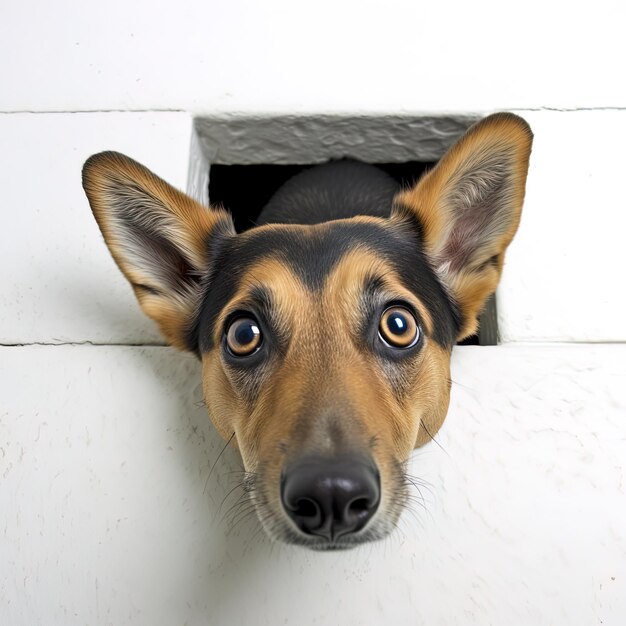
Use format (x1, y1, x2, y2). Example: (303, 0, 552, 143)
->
(2, 110, 625, 344)
(195, 110, 626, 343)
(0, 112, 192, 345)
(2, 1, 625, 623)
(1, 0, 625, 113)
(498, 110, 626, 342)
(1, 344, 624, 625)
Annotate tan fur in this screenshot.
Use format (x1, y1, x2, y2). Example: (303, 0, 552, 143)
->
(83, 113, 532, 546)
(82, 152, 233, 349)
(395, 113, 533, 338)
(202, 247, 454, 538)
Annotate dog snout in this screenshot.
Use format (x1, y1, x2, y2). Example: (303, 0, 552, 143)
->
(280, 456, 380, 542)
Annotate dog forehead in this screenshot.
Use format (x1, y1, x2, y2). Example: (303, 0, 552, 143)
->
(193, 217, 459, 351)
(227, 218, 402, 289)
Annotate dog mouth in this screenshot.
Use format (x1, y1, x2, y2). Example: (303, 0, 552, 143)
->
(266, 523, 395, 550)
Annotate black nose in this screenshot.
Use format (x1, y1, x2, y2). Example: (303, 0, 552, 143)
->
(281, 456, 380, 541)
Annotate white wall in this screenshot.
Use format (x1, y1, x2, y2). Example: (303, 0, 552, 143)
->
(1, 0, 625, 113)
(1, 1, 625, 624)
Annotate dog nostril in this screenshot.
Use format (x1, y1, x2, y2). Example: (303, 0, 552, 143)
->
(293, 498, 319, 519)
(348, 497, 373, 514)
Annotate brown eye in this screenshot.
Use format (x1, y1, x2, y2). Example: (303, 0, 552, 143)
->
(379, 307, 420, 348)
(226, 317, 262, 356)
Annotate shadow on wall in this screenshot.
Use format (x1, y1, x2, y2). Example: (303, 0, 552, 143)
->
(59, 264, 436, 621)
(50, 274, 163, 344)
(137, 349, 275, 614)
(129, 348, 419, 622)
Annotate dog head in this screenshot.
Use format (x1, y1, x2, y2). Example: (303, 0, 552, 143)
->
(82, 113, 532, 549)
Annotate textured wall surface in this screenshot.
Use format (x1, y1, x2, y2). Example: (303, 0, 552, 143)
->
(2, 345, 625, 625)
(1, 0, 624, 113)
(1, 1, 625, 624)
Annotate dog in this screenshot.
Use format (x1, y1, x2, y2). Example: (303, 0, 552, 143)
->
(82, 113, 532, 550)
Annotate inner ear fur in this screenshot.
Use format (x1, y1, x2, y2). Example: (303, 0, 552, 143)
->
(82, 152, 235, 350)
(394, 113, 533, 340)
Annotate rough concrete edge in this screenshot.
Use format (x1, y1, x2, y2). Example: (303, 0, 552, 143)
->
(193, 114, 481, 164)
(187, 123, 210, 206)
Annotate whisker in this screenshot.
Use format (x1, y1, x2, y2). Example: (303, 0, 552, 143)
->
(227, 505, 259, 535)
(244, 512, 275, 546)
(216, 481, 247, 515)
(449, 376, 476, 392)
(204, 431, 236, 496)
(404, 476, 428, 508)
(419, 421, 448, 455)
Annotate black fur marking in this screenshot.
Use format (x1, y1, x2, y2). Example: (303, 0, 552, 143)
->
(389, 202, 426, 243)
(187, 161, 460, 354)
(257, 160, 399, 226)
(190, 219, 460, 352)
(185, 215, 235, 355)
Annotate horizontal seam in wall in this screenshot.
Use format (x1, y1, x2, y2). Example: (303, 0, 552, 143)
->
(499, 340, 626, 345)
(1, 341, 625, 348)
(0, 109, 186, 115)
(517, 106, 626, 112)
(1, 107, 626, 116)
(0, 341, 167, 347)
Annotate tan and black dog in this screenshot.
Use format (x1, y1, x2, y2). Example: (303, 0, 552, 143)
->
(82, 113, 532, 550)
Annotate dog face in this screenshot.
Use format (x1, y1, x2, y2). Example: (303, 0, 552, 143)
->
(82, 113, 532, 549)
(193, 220, 458, 547)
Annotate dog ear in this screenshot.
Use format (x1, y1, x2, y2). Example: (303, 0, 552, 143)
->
(394, 113, 533, 340)
(82, 152, 235, 350)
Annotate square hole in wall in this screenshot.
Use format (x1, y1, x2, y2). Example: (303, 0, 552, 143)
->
(208, 161, 433, 232)
(192, 115, 497, 345)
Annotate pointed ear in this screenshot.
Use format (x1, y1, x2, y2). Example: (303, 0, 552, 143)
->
(394, 113, 533, 340)
(82, 152, 235, 350)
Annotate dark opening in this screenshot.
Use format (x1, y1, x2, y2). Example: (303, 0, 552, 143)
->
(208, 161, 493, 345)
(208, 161, 434, 233)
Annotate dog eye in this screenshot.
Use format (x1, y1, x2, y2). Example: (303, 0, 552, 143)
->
(226, 317, 262, 356)
(378, 306, 420, 348)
